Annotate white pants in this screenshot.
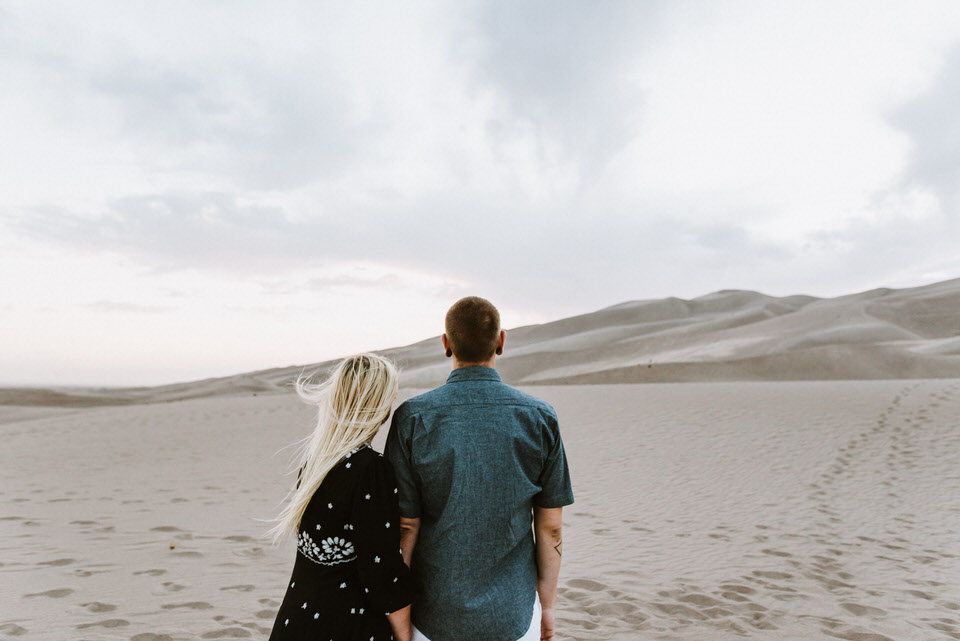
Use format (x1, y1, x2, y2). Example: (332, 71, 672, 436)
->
(411, 593, 541, 641)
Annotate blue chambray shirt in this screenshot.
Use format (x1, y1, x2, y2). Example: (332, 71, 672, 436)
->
(384, 366, 574, 641)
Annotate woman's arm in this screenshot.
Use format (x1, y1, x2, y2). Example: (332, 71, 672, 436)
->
(534, 506, 564, 641)
(350, 456, 414, 641)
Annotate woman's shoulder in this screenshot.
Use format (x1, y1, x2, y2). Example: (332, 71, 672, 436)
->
(347, 445, 397, 482)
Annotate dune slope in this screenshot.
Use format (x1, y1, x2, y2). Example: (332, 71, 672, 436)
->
(2, 278, 958, 405)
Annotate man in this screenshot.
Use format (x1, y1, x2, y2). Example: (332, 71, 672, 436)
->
(385, 296, 574, 641)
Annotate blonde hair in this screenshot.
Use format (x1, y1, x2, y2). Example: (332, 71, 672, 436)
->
(268, 353, 399, 543)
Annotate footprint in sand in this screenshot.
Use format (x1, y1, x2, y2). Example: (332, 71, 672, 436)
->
(677, 593, 723, 607)
(839, 602, 886, 616)
(565, 578, 606, 592)
(161, 602, 214, 610)
(162, 582, 187, 592)
(150, 526, 182, 533)
(131, 634, 174, 641)
(82, 602, 117, 613)
(37, 558, 75, 566)
(134, 568, 166, 576)
(0, 623, 28, 636)
(255, 609, 276, 619)
(200, 628, 251, 638)
(753, 570, 792, 580)
(220, 585, 255, 592)
(76, 619, 129, 629)
(222, 535, 257, 543)
(25, 588, 73, 598)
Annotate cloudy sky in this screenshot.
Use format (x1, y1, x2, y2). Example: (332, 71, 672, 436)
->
(2, 1, 960, 386)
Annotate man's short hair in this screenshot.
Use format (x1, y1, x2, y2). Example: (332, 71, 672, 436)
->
(445, 296, 501, 363)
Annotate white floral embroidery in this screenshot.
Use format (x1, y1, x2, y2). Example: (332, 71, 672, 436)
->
(314, 612, 319, 619)
(365, 494, 371, 500)
(297, 531, 356, 566)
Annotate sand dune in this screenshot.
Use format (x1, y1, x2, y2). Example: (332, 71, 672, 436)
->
(3, 278, 958, 407)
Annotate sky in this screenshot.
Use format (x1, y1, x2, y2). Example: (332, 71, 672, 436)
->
(2, 0, 960, 386)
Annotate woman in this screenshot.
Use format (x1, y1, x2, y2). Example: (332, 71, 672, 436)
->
(268, 354, 412, 641)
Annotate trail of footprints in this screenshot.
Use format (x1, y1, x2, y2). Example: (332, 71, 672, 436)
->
(596, 381, 960, 640)
(796, 381, 960, 640)
(1, 522, 279, 640)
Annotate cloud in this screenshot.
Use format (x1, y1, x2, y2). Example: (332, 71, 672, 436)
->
(83, 300, 172, 314)
(5, 187, 794, 311)
(890, 44, 960, 215)
(3, 1, 960, 324)
(466, 1, 664, 176)
(14, 193, 294, 271)
(88, 54, 364, 190)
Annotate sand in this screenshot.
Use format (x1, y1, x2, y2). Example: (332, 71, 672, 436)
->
(2, 380, 959, 640)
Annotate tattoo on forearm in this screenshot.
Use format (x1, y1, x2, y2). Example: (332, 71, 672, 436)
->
(554, 539, 562, 557)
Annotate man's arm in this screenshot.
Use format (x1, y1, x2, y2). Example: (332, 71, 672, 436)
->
(534, 506, 563, 641)
(399, 516, 420, 568)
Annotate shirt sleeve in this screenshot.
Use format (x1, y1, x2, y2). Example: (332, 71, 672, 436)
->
(533, 409, 575, 508)
(383, 403, 422, 518)
(349, 453, 413, 615)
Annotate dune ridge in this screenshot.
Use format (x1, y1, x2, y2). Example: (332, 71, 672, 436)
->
(3, 277, 958, 406)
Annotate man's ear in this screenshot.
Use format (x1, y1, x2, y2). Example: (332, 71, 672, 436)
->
(441, 333, 452, 358)
(495, 329, 505, 355)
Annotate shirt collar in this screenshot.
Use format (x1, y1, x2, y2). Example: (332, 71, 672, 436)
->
(445, 366, 502, 384)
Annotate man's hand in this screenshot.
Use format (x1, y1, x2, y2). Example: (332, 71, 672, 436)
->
(540, 606, 556, 641)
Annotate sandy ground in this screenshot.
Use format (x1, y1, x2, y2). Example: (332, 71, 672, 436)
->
(2, 380, 960, 640)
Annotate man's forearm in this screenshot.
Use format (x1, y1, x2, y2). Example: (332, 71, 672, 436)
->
(386, 604, 412, 641)
(399, 517, 420, 568)
(534, 507, 563, 610)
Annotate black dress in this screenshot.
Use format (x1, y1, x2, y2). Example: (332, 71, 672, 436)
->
(269, 445, 412, 641)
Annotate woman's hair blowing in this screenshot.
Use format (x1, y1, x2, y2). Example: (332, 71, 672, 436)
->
(268, 353, 399, 543)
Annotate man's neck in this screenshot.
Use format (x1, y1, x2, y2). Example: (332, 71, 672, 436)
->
(452, 357, 496, 370)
